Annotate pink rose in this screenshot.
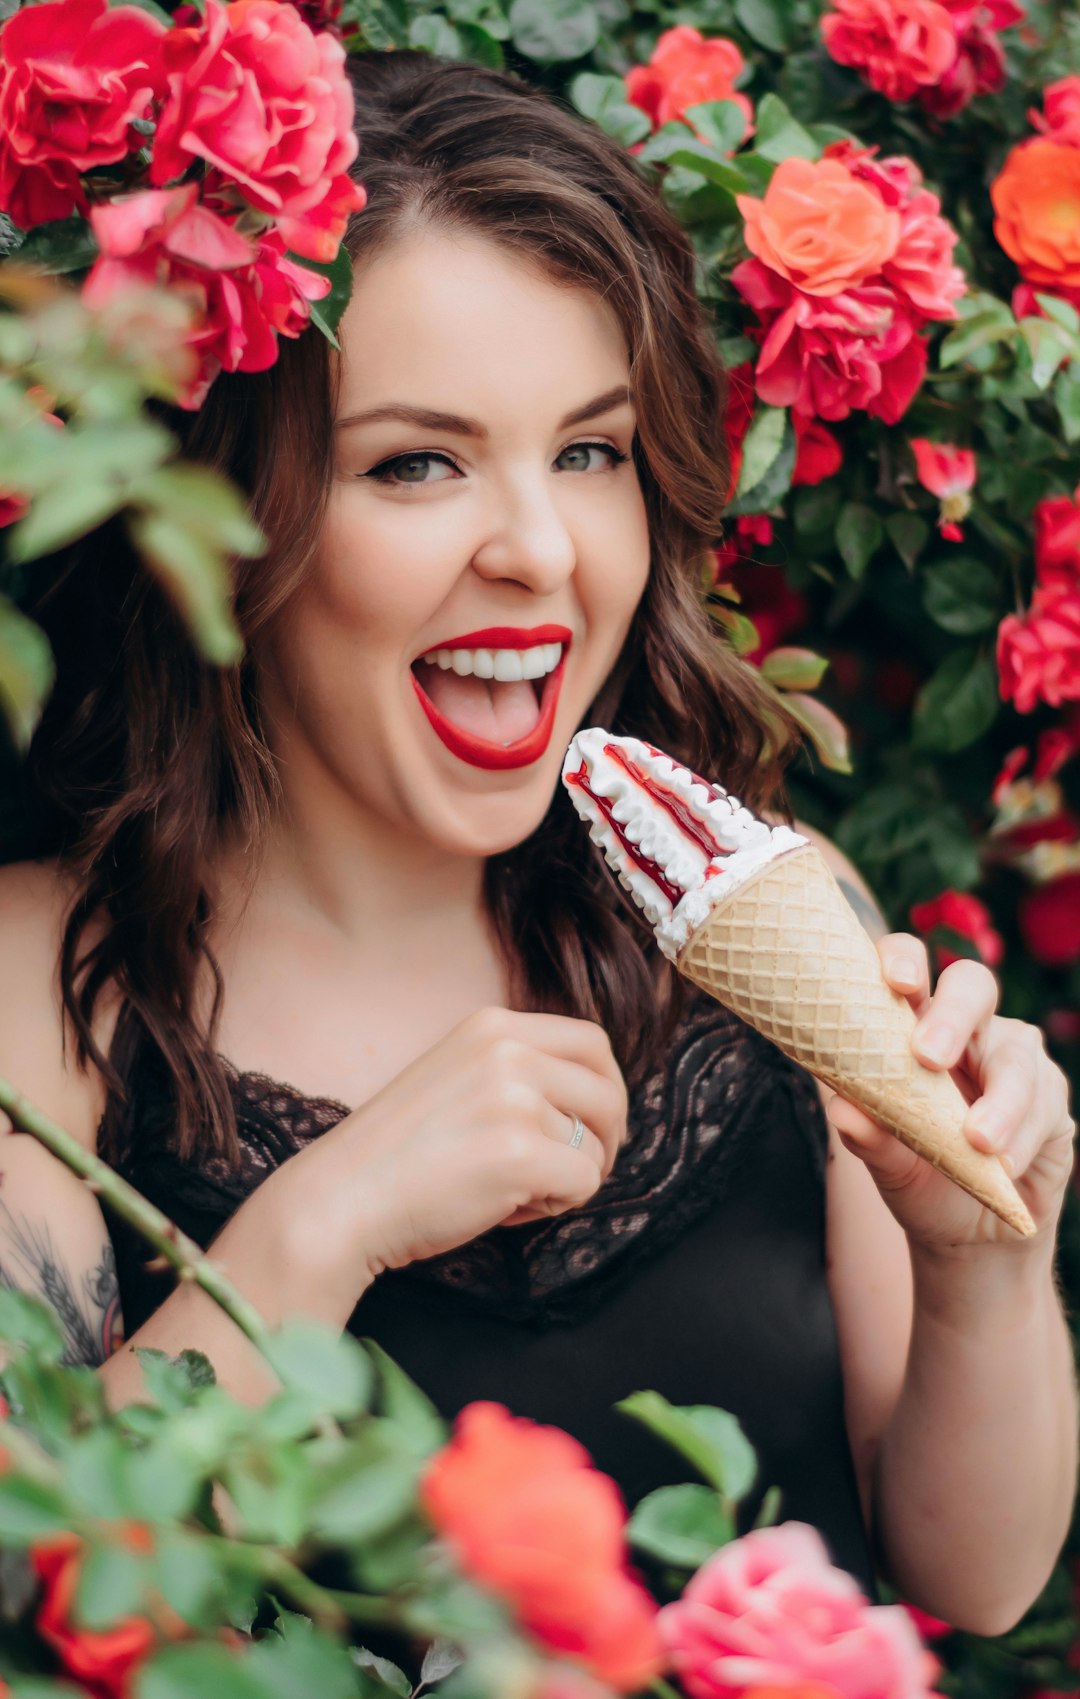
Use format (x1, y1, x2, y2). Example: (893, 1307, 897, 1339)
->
(659, 1523, 934, 1699)
(997, 583, 1080, 714)
(883, 190, 965, 320)
(734, 259, 927, 423)
(1033, 76, 1080, 150)
(792, 416, 843, 486)
(820, 0, 958, 104)
(625, 26, 753, 141)
(923, 0, 1022, 118)
(910, 438, 976, 539)
(0, 0, 164, 229)
(83, 185, 330, 406)
(1034, 492, 1080, 589)
(150, 0, 364, 262)
(827, 141, 923, 207)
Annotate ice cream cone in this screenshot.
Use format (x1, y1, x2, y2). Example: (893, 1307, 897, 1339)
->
(676, 842, 1035, 1237)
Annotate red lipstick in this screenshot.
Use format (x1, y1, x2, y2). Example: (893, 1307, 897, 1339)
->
(411, 629, 572, 771)
(418, 624, 572, 653)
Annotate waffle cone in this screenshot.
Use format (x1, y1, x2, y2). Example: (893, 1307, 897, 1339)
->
(676, 843, 1034, 1237)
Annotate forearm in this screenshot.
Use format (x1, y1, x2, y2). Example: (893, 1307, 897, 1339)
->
(873, 1240, 1078, 1636)
(97, 1188, 375, 1412)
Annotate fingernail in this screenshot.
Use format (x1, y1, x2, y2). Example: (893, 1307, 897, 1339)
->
(967, 1105, 1005, 1149)
(916, 1023, 955, 1064)
(886, 954, 920, 989)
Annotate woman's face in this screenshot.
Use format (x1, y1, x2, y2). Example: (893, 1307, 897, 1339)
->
(258, 226, 651, 860)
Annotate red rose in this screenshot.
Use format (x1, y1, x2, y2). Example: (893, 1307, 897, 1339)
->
(734, 259, 928, 423)
(921, 1, 1021, 118)
(421, 1403, 663, 1693)
(910, 438, 976, 539)
(910, 890, 1004, 969)
(83, 185, 330, 405)
(715, 560, 809, 661)
(722, 362, 757, 496)
(1034, 492, 1080, 589)
(792, 416, 843, 486)
(0, 0, 164, 230)
(883, 189, 965, 320)
(1033, 76, 1080, 149)
(32, 1524, 185, 1697)
(150, 0, 364, 262)
(0, 492, 28, 529)
(997, 583, 1080, 714)
(625, 26, 753, 141)
(821, 0, 958, 104)
(1019, 872, 1080, 966)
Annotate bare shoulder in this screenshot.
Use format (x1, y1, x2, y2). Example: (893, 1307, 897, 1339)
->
(0, 858, 118, 1152)
(791, 819, 889, 942)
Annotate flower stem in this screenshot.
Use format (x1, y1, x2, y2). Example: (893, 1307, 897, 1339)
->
(0, 1075, 273, 1360)
(650, 1679, 682, 1699)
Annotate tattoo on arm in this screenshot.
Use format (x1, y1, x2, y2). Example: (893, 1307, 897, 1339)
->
(0, 1200, 124, 1367)
(838, 876, 889, 942)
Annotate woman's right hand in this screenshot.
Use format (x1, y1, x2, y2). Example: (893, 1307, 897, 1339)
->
(267, 1006, 629, 1308)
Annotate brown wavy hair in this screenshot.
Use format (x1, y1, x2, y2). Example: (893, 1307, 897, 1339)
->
(26, 50, 796, 1168)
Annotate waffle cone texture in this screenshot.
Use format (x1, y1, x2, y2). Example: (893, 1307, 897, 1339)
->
(676, 843, 1035, 1237)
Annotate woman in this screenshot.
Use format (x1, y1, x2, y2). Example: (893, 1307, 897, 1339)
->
(1, 51, 1074, 1637)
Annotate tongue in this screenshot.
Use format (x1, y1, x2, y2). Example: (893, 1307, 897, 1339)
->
(420, 669, 542, 744)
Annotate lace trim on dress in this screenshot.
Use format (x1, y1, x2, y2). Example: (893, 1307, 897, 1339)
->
(114, 992, 828, 1327)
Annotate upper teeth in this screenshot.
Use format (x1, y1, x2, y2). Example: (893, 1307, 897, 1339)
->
(420, 642, 563, 682)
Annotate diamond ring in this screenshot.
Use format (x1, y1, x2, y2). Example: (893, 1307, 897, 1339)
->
(567, 1114, 586, 1150)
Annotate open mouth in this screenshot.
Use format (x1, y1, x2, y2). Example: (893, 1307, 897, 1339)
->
(410, 625, 572, 771)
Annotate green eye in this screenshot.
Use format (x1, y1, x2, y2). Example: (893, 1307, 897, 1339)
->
(557, 444, 593, 472)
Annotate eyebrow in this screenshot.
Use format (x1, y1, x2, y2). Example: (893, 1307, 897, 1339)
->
(334, 384, 632, 437)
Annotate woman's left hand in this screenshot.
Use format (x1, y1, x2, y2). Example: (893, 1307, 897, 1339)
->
(825, 933, 1076, 1253)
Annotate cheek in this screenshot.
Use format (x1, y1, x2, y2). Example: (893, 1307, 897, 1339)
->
(311, 488, 465, 635)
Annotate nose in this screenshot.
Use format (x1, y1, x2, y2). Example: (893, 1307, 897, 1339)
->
(469, 474, 577, 595)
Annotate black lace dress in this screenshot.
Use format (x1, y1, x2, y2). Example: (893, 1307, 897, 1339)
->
(103, 990, 877, 1594)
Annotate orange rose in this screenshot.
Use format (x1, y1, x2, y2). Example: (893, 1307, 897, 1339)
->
(991, 138, 1080, 289)
(736, 157, 901, 297)
(421, 1403, 662, 1694)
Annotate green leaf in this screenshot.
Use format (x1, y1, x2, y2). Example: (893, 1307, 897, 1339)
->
(639, 133, 748, 192)
(1053, 363, 1080, 444)
(137, 1642, 268, 1699)
(0, 595, 54, 752)
(260, 1320, 372, 1420)
(921, 554, 1001, 634)
(616, 1392, 758, 1500)
(150, 1527, 228, 1631)
(718, 333, 758, 367)
(627, 1483, 735, 1568)
(362, 1337, 447, 1456)
(444, 0, 510, 38)
(727, 406, 795, 515)
(0, 1289, 65, 1360)
(733, 0, 791, 51)
(74, 1539, 146, 1632)
(1018, 316, 1075, 389)
(353, 1647, 414, 1699)
(408, 13, 463, 54)
(938, 293, 1016, 368)
(885, 510, 929, 570)
(760, 645, 829, 690)
(793, 482, 841, 538)
(783, 691, 852, 773)
(569, 73, 651, 145)
(454, 23, 504, 68)
(912, 648, 999, 754)
(15, 217, 98, 274)
(1035, 292, 1080, 334)
(5, 479, 129, 563)
(247, 1612, 370, 1699)
(508, 0, 599, 62)
(835, 501, 882, 578)
(0, 1477, 71, 1543)
(308, 1446, 418, 1544)
(682, 99, 748, 154)
(126, 510, 244, 667)
(286, 241, 354, 347)
(750, 93, 819, 162)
